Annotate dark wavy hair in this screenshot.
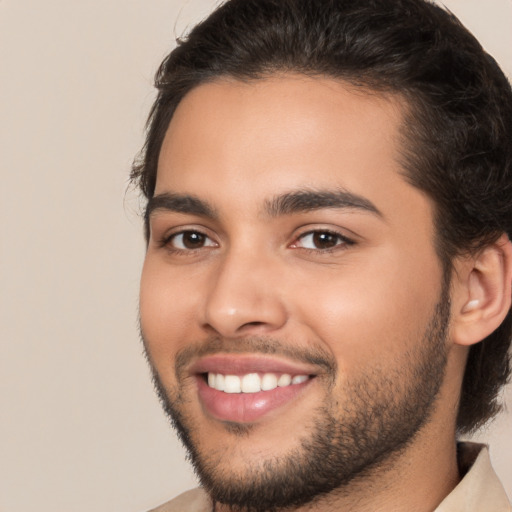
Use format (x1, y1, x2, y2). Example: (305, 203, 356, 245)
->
(131, 0, 512, 434)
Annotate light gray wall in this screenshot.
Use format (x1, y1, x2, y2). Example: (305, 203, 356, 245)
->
(1, 1, 510, 511)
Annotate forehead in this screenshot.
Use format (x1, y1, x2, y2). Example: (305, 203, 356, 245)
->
(155, 75, 428, 225)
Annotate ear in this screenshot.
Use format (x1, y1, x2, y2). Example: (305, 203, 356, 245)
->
(451, 234, 512, 347)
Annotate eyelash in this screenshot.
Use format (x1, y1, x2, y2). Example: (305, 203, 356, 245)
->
(157, 228, 355, 255)
(291, 229, 355, 253)
(158, 230, 217, 255)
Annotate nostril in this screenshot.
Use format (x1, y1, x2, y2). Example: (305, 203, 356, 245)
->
(237, 321, 269, 333)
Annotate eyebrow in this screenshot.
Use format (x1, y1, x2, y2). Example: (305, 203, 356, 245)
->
(145, 188, 382, 226)
(264, 189, 382, 218)
(145, 192, 218, 224)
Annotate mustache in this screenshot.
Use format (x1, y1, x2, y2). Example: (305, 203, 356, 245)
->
(173, 336, 338, 377)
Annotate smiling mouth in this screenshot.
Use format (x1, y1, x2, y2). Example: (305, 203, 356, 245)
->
(189, 354, 321, 423)
(205, 372, 311, 393)
(196, 371, 316, 423)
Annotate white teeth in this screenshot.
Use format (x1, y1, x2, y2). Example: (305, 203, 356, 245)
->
(208, 373, 225, 390)
(241, 373, 261, 393)
(278, 374, 292, 387)
(224, 375, 241, 393)
(216, 374, 225, 391)
(206, 372, 309, 393)
(261, 373, 278, 391)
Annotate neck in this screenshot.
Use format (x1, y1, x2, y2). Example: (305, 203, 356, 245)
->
(215, 428, 460, 512)
(305, 425, 460, 512)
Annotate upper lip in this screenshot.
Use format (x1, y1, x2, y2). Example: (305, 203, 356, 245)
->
(189, 354, 319, 376)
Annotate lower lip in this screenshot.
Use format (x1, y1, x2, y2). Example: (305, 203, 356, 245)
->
(196, 376, 313, 423)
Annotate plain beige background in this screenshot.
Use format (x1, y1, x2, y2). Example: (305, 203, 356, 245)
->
(0, 1, 511, 511)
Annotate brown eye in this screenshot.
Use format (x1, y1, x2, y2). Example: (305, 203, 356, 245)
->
(170, 231, 216, 250)
(311, 232, 339, 249)
(294, 230, 352, 251)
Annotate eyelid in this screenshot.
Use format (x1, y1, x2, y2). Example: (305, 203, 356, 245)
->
(289, 227, 355, 251)
(170, 232, 217, 250)
(156, 225, 219, 251)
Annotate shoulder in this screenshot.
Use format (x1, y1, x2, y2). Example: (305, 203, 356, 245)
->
(148, 488, 211, 512)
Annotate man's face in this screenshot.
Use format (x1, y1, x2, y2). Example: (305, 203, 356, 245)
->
(140, 76, 450, 510)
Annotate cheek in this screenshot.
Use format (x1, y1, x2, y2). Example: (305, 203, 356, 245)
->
(139, 258, 200, 367)
(292, 247, 443, 370)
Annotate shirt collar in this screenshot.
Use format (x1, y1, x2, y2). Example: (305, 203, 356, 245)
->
(434, 442, 511, 511)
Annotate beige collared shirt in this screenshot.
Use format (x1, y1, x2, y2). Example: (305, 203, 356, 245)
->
(149, 443, 511, 512)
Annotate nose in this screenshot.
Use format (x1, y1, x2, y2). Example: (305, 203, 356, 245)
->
(202, 250, 288, 338)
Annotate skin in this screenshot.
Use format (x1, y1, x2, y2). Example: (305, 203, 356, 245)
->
(140, 75, 492, 511)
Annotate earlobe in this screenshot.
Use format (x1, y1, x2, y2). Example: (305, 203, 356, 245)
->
(451, 234, 512, 347)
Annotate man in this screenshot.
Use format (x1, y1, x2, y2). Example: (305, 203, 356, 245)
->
(132, 0, 512, 510)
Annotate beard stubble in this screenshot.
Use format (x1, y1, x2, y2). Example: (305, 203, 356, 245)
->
(144, 284, 451, 512)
